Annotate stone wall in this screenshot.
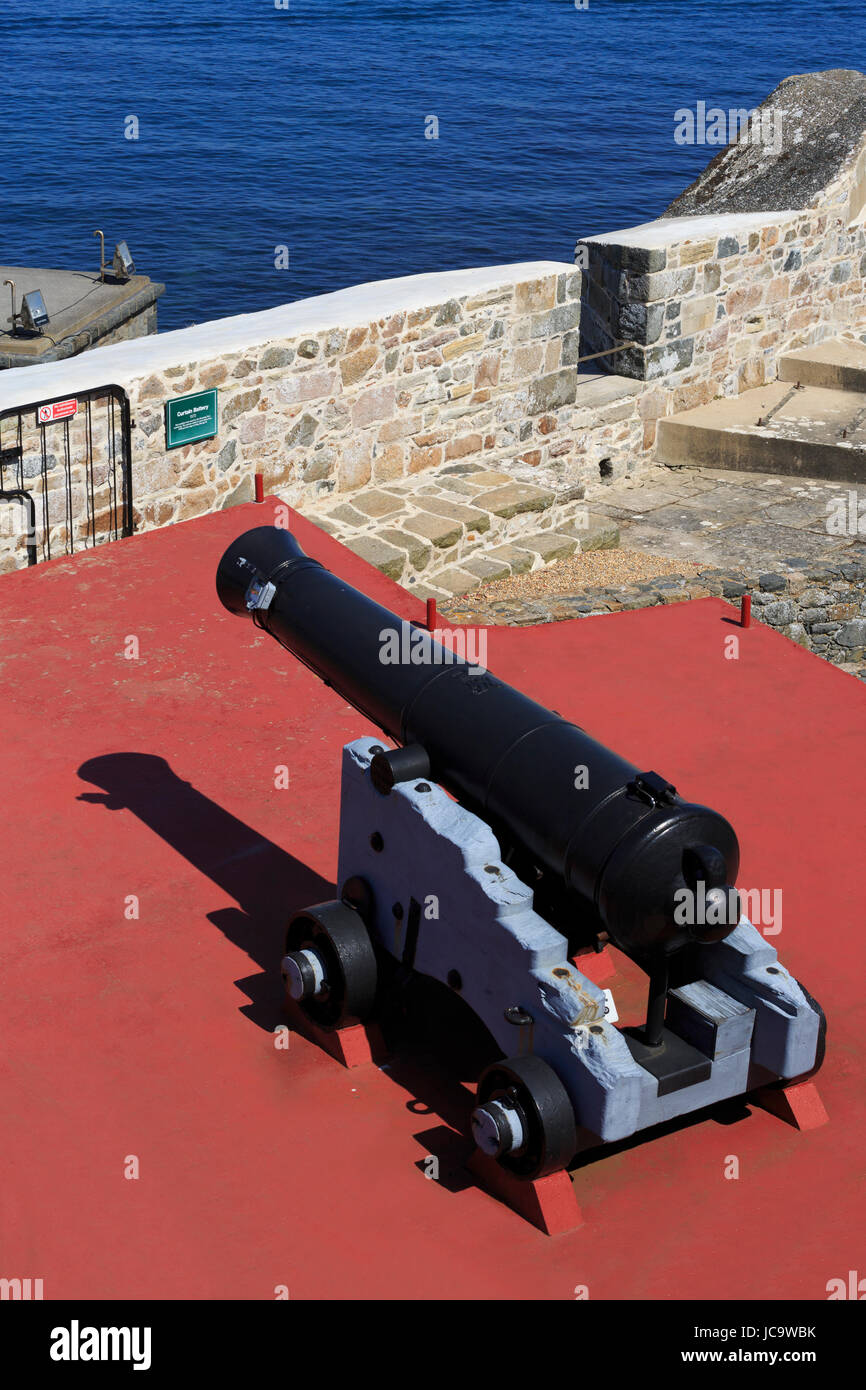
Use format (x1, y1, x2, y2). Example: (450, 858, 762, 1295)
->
(97, 302, 159, 349)
(128, 265, 641, 531)
(0, 263, 657, 573)
(576, 205, 866, 403)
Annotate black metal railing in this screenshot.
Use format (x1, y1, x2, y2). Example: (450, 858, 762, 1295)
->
(0, 384, 133, 568)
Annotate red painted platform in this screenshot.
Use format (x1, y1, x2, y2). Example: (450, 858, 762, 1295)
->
(0, 498, 863, 1299)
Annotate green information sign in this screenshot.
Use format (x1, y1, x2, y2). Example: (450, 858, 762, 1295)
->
(164, 389, 218, 449)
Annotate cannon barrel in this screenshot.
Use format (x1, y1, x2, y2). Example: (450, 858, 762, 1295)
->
(216, 526, 740, 960)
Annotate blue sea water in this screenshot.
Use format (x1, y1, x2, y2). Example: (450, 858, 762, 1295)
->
(1, 0, 864, 331)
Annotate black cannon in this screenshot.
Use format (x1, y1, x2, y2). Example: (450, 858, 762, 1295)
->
(217, 526, 741, 959)
(216, 525, 825, 1181)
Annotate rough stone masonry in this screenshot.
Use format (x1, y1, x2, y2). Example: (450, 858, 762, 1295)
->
(0, 264, 649, 573)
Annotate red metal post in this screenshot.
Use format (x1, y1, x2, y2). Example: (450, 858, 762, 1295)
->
(254, 473, 264, 504)
(426, 598, 437, 631)
(741, 594, 751, 629)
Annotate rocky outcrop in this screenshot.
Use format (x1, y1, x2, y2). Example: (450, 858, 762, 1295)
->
(664, 69, 866, 217)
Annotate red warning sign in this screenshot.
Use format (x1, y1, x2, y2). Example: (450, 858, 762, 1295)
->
(37, 398, 78, 424)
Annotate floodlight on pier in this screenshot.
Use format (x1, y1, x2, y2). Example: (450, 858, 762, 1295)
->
(3, 279, 50, 336)
(93, 230, 136, 283)
(112, 241, 135, 281)
(20, 290, 49, 331)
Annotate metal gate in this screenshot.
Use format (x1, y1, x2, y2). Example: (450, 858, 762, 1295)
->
(0, 385, 133, 569)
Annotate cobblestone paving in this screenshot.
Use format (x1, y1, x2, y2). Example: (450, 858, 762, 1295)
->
(439, 464, 866, 681)
(578, 463, 865, 572)
(312, 459, 620, 596)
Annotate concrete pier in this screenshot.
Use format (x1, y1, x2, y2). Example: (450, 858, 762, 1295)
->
(0, 264, 164, 370)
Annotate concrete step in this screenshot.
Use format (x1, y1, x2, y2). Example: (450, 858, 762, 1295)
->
(656, 381, 866, 482)
(779, 337, 866, 392)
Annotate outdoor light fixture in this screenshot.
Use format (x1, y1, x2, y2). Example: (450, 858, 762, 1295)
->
(20, 290, 50, 331)
(112, 241, 135, 280)
(3, 279, 50, 336)
(93, 230, 136, 282)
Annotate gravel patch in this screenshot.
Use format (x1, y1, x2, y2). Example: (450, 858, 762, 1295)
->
(451, 548, 704, 604)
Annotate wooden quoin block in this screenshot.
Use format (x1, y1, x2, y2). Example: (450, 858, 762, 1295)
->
(467, 1149, 584, 1236)
(751, 1079, 829, 1130)
(285, 1004, 386, 1069)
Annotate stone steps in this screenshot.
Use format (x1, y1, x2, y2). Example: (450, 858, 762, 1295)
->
(779, 337, 866, 391)
(312, 462, 619, 597)
(656, 378, 866, 482)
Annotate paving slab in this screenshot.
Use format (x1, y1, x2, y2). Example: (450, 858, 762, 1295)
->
(579, 464, 862, 574)
(703, 521, 855, 568)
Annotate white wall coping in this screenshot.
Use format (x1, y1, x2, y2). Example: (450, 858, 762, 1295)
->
(579, 211, 800, 250)
(0, 261, 575, 410)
